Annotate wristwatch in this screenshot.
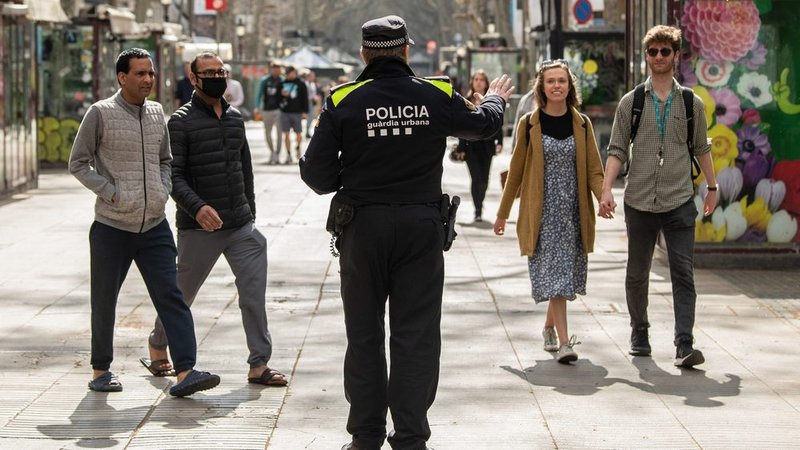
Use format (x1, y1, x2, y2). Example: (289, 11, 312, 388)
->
(707, 184, 718, 191)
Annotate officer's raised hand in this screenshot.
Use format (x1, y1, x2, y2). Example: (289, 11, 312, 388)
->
(475, 74, 515, 103)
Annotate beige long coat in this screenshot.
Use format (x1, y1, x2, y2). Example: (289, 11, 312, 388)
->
(496, 108, 605, 256)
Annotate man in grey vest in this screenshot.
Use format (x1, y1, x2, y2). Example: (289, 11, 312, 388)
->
(69, 48, 220, 396)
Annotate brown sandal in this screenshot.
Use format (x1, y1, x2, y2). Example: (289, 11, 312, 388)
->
(248, 368, 288, 386)
(139, 357, 175, 377)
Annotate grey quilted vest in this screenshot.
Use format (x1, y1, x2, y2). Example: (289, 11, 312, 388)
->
(93, 94, 170, 233)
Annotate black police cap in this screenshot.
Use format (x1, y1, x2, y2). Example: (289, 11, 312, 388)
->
(361, 15, 415, 49)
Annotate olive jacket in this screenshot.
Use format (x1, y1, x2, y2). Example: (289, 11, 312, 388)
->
(496, 107, 605, 256)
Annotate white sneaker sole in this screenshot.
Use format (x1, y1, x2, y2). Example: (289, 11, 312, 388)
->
(557, 351, 578, 364)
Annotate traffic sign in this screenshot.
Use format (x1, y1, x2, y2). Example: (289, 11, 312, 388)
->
(426, 40, 437, 55)
(573, 0, 593, 25)
(206, 0, 227, 11)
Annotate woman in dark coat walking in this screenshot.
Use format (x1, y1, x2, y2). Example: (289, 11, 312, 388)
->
(454, 70, 503, 222)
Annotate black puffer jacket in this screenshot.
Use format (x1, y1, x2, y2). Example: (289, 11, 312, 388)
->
(168, 93, 256, 230)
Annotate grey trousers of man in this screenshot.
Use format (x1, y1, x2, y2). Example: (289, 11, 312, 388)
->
(261, 109, 282, 163)
(149, 222, 272, 368)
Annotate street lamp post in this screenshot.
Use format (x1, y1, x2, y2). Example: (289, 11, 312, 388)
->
(236, 18, 246, 61)
(264, 37, 273, 59)
(160, 0, 170, 23)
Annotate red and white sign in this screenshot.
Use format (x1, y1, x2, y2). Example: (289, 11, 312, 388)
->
(206, 0, 227, 12)
(426, 40, 437, 55)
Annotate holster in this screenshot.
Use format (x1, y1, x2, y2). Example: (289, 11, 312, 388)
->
(326, 198, 354, 237)
(440, 194, 460, 251)
(326, 197, 354, 257)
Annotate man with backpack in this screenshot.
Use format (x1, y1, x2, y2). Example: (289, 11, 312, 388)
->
(598, 25, 717, 368)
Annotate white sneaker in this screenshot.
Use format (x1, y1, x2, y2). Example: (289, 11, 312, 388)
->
(556, 335, 581, 364)
(542, 327, 558, 352)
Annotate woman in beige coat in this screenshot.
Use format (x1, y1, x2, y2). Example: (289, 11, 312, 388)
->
(494, 60, 608, 363)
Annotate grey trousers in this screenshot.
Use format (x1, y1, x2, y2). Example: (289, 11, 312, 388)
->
(261, 109, 282, 161)
(149, 222, 273, 368)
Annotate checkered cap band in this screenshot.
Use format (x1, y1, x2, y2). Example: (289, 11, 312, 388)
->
(362, 37, 408, 49)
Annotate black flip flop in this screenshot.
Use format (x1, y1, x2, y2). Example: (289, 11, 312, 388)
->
(88, 371, 123, 392)
(169, 370, 220, 397)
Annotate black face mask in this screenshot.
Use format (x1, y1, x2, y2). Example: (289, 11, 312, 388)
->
(197, 77, 227, 98)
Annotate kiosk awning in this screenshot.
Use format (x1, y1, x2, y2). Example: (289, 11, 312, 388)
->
(24, 0, 69, 23)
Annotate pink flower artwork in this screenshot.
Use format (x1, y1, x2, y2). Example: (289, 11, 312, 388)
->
(738, 41, 767, 70)
(680, 60, 698, 87)
(710, 88, 742, 126)
(682, 1, 761, 63)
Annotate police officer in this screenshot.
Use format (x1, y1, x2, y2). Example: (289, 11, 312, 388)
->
(300, 15, 514, 450)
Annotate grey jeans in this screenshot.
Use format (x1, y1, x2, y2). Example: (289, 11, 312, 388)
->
(624, 199, 697, 346)
(149, 222, 272, 368)
(261, 109, 282, 160)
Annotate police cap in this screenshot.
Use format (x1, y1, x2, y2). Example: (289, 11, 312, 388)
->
(361, 15, 415, 49)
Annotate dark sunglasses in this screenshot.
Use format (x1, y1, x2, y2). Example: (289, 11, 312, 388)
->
(647, 47, 674, 57)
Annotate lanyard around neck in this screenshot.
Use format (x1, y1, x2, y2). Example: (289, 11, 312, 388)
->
(652, 89, 673, 142)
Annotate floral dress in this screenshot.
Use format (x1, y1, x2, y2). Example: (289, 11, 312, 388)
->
(527, 134, 588, 303)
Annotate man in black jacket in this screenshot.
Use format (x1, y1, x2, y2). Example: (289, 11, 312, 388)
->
(279, 65, 308, 163)
(255, 61, 284, 164)
(300, 16, 513, 450)
(147, 52, 288, 387)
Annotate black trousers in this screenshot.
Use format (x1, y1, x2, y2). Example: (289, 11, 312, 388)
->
(338, 204, 444, 450)
(624, 200, 697, 346)
(464, 144, 494, 217)
(89, 220, 197, 373)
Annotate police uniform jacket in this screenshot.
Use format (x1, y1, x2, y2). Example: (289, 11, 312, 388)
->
(168, 94, 256, 230)
(300, 56, 506, 205)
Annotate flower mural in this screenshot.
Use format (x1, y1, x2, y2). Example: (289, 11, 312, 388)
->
(695, 59, 734, 87)
(684, 0, 800, 246)
(683, 1, 761, 62)
(710, 88, 742, 126)
(741, 108, 761, 125)
(755, 179, 786, 212)
(742, 197, 772, 232)
(738, 41, 767, 70)
(708, 124, 739, 162)
(741, 150, 771, 189)
(716, 167, 743, 203)
(737, 72, 773, 107)
(691, 86, 716, 128)
(680, 60, 698, 87)
(736, 125, 771, 160)
(723, 202, 747, 241)
(766, 211, 798, 244)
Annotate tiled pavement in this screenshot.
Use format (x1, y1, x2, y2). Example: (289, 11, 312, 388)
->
(0, 122, 797, 449)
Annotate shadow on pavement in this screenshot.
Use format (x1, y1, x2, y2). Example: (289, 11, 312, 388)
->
(502, 357, 741, 407)
(36, 392, 130, 448)
(36, 384, 265, 445)
(459, 220, 494, 230)
(631, 357, 742, 407)
(501, 360, 647, 396)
